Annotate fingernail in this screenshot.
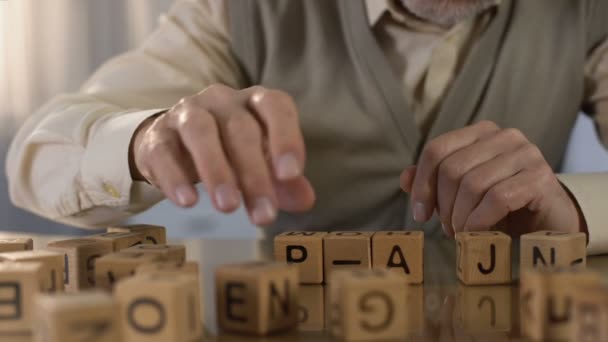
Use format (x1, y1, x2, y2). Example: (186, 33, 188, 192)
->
(175, 185, 196, 207)
(252, 197, 277, 225)
(413, 202, 427, 222)
(275, 153, 301, 180)
(215, 184, 240, 210)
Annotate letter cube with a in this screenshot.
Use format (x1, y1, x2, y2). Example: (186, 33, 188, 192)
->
(328, 269, 408, 341)
(274, 231, 327, 284)
(455, 232, 511, 285)
(107, 224, 166, 245)
(215, 261, 299, 335)
(0, 262, 45, 333)
(372, 231, 424, 284)
(520, 231, 586, 270)
(33, 291, 119, 342)
(115, 272, 202, 342)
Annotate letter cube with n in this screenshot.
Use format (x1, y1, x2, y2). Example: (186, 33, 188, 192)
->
(0, 262, 45, 333)
(455, 232, 511, 285)
(115, 272, 202, 341)
(33, 291, 119, 342)
(372, 231, 424, 284)
(215, 262, 299, 335)
(274, 231, 327, 284)
(328, 269, 408, 341)
(520, 231, 586, 270)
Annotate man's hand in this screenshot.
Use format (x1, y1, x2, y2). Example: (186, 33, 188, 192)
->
(130, 84, 316, 225)
(400, 120, 585, 237)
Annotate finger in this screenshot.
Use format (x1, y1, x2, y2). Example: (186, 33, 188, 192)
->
(244, 87, 306, 181)
(463, 169, 546, 232)
(451, 144, 538, 233)
(400, 166, 417, 193)
(411, 120, 500, 223)
(168, 107, 241, 213)
(437, 128, 528, 233)
(273, 176, 316, 212)
(143, 131, 199, 208)
(219, 108, 278, 225)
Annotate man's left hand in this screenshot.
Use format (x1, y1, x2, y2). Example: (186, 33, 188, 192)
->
(400, 120, 586, 237)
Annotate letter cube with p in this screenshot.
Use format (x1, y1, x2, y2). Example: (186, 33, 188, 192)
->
(114, 272, 202, 341)
(215, 261, 299, 335)
(274, 231, 327, 284)
(328, 269, 408, 341)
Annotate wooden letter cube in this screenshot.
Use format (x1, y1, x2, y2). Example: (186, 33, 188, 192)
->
(46, 238, 113, 292)
(572, 287, 608, 342)
(274, 231, 327, 284)
(216, 261, 299, 335)
(136, 261, 199, 277)
(520, 231, 586, 270)
(328, 269, 408, 341)
(124, 244, 186, 264)
(0, 262, 45, 333)
(90, 232, 149, 251)
(520, 268, 600, 341)
(297, 285, 324, 331)
(0, 238, 33, 252)
(94, 251, 165, 290)
(456, 284, 512, 333)
(372, 231, 424, 284)
(0, 250, 65, 293)
(115, 272, 202, 341)
(323, 232, 372, 280)
(33, 291, 120, 342)
(107, 224, 166, 244)
(455, 232, 512, 285)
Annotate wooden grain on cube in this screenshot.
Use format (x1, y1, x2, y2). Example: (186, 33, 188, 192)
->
(33, 291, 119, 342)
(0, 262, 45, 333)
(0, 238, 33, 252)
(455, 232, 512, 285)
(107, 224, 166, 245)
(94, 250, 166, 291)
(124, 244, 186, 264)
(274, 231, 327, 284)
(136, 261, 199, 277)
(372, 231, 424, 284)
(520, 268, 601, 341)
(328, 269, 408, 341)
(456, 284, 512, 333)
(0, 250, 65, 293)
(323, 232, 373, 280)
(520, 231, 586, 270)
(115, 272, 202, 342)
(215, 261, 299, 336)
(572, 286, 608, 342)
(90, 232, 149, 252)
(46, 238, 113, 292)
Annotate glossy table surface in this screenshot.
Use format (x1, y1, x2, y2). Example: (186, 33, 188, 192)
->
(4, 231, 608, 341)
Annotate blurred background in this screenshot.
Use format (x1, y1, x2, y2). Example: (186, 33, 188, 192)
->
(1, 0, 607, 238)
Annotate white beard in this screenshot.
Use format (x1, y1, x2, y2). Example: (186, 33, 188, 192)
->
(400, 0, 496, 27)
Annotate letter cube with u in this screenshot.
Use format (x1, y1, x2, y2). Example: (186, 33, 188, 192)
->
(215, 262, 299, 335)
(274, 231, 327, 284)
(455, 232, 512, 285)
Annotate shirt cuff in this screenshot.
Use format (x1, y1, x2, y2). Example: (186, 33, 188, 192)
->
(557, 173, 608, 255)
(81, 109, 166, 208)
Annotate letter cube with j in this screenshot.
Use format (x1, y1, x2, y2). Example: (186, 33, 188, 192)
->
(114, 272, 202, 342)
(328, 269, 408, 341)
(215, 261, 299, 335)
(455, 232, 512, 285)
(274, 231, 327, 284)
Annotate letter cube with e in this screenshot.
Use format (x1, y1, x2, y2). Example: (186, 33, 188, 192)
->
(520, 231, 586, 270)
(33, 291, 120, 342)
(455, 232, 512, 285)
(124, 244, 186, 264)
(372, 231, 424, 284)
(0, 250, 65, 293)
(0, 262, 45, 333)
(107, 224, 166, 245)
(323, 232, 373, 280)
(328, 269, 408, 341)
(215, 261, 299, 335)
(274, 231, 327, 284)
(115, 272, 202, 342)
(520, 268, 600, 341)
(46, 238, 113, 292)
(0, 238, 33, 252)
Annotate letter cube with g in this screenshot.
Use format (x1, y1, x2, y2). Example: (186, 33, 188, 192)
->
(114, 272, 202, 342)
(274, 231, 327, 284)
(215, 262, 299, 335)
(328, 269, 408, 341)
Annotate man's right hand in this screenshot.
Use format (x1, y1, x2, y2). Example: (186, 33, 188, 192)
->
(129, 84, 316, 225)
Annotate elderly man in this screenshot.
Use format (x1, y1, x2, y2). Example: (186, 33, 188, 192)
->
(6, 0, 608, 252)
